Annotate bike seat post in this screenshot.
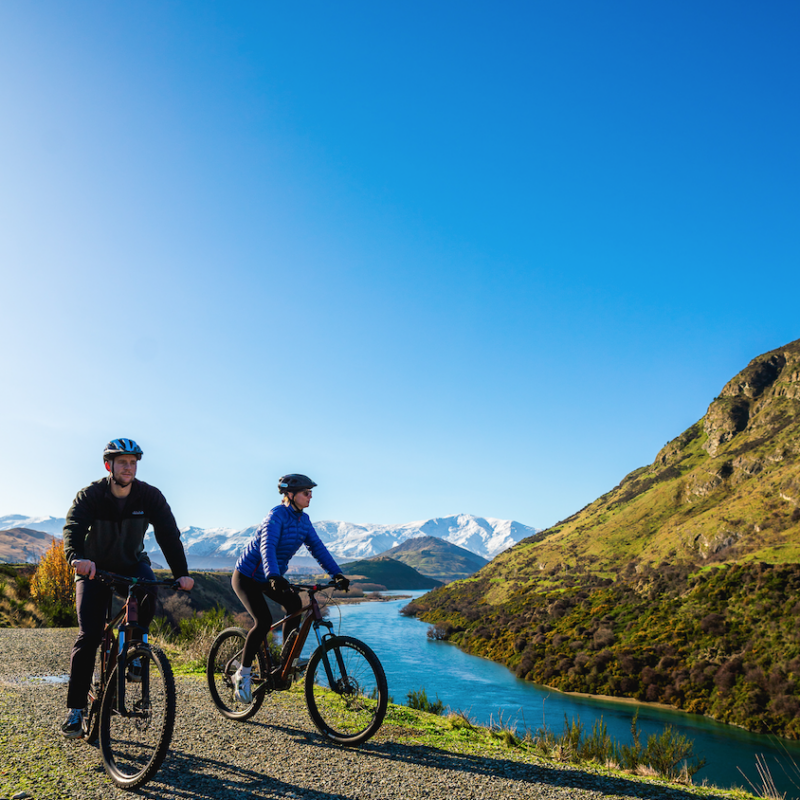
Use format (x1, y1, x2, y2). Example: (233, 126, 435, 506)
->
(122, 582, 152, 645)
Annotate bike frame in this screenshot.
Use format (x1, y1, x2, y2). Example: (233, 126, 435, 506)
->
(88, 573, 170, 724)
(253, 582, 339, 696)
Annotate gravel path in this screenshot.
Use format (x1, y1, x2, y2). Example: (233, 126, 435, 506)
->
(0, 629, 737, 800)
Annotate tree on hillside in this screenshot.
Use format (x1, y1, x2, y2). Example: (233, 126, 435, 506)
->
(31, 539, 76, 626)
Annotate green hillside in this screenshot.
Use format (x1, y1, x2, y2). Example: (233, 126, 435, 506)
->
(384, 535, 489, 583)
(405, 338, 800, 737)
(340, 555, 444, 590)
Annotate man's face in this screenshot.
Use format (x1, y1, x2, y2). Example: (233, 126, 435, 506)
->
(107, 454, 138, 486)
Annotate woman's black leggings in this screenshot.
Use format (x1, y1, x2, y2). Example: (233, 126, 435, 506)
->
(231, 569, 302, 668)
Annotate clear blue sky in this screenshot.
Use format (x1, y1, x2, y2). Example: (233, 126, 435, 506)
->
(1, 1, 798, 531)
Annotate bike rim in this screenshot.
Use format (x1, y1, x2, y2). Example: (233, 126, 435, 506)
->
(208, 629, 265, 717)
(100, 647, 175, 788)
(306, 638, 386, 743)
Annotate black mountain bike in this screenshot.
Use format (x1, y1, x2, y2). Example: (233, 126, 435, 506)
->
(207, 580, 388, 745)
(81, 570, 183, 790)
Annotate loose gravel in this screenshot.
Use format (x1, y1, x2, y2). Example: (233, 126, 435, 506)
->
(0, 629, 737, 800)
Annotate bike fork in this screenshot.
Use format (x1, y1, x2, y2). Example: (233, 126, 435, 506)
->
(116, 630, 128, 713)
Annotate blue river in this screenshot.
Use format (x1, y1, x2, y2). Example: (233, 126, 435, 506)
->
(306, 590, 800, 798)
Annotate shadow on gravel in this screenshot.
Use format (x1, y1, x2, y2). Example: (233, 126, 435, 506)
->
(134, 749, 350, 800)
(293, 735, 735, 800)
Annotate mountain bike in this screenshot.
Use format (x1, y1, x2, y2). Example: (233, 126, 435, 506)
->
(207, 580, 388, 745)
(81, 570, 183, 790)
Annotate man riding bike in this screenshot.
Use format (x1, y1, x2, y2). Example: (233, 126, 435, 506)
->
(61, 438, 194, 737)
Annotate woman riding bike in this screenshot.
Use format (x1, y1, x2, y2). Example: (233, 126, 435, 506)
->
(231, 474, 349, 703)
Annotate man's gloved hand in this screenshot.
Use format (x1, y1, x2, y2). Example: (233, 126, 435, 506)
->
(269, 575, 290, 593)
(333, 573, 350, 592)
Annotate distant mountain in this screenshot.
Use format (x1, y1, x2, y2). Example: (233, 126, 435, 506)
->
(339, 556, 444, 590)
(144, 525, 257, 567)
(0, 528, 57, 564)
(146, 513, 537, 569)
(384, 535, 489, 583)
(0, 515, 66, 536)
(1, 512, 539, 572)
(313, 515, 538, 561)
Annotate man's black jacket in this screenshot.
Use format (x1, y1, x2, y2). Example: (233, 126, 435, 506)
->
(63, 477, 189, 578)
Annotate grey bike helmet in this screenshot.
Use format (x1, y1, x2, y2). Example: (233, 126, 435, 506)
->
(103, 438, 143, 463)
(278, 474, 317, 495)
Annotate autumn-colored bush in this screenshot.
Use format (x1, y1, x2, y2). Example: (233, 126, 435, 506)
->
(30, 539, 76, 626)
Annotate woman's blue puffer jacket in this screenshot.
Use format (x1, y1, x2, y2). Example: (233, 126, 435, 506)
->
(235, 504, 341, 582)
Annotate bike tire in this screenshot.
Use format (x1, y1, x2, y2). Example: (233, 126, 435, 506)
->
(81, 648, 105, 743)
(99, 644, 176, 790)
(206, 627, 267, 721)
(304, 635, 388, 745)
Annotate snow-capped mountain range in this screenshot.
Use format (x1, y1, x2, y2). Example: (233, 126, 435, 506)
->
(0, 513, 539, 567)
(0, 515, 66, 536)
(312, 515, 537, 561)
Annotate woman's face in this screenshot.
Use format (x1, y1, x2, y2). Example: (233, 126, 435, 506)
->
(292, 489, 312, 510)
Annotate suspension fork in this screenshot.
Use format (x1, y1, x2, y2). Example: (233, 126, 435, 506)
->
(314, 620, 346, 688)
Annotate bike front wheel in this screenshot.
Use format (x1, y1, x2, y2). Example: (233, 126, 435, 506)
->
(304, 635, 388, 745)
(99, 644, 176, 790)
(206, 627, 267, 721)
(82, 644, 107, 743)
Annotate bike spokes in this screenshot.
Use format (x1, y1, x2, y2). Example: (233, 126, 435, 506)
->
(206, 627, 267, 721)
(99, 646, 175, 789)
(305, 636, 387, 745)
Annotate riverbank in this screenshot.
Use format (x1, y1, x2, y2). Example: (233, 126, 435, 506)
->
(0, 628, 760, 800)
(330, 591, 413, 604)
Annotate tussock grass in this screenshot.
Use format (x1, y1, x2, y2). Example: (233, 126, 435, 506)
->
(376, 699, 760, 800)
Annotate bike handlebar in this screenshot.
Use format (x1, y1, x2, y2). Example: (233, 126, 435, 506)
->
(94, 569, 188, 591)
(287, 579, 343, 593)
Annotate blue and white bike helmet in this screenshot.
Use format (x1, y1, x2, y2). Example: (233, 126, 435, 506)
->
(103, 438, 144, 463)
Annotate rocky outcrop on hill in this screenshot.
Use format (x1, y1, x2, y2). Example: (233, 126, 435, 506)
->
(702, 342, 800, 457)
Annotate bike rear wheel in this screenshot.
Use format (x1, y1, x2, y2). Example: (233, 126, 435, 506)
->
(206, 626, 267, 720)
(99, 644, 176, 789)
(304, 635, 388, 745)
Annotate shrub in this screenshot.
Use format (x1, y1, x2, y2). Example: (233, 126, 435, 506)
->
(152, 605, 241, 670)
(700, 612, 726, 635)
(592, 626, 615, 649)
(30, 539, 76, 626)
(645, 725, 706, 780)
(427, 622, 454, 640)
(618, 711, 645, 772)
(579, 716, 617, 763)
(407, 687, 445, 715)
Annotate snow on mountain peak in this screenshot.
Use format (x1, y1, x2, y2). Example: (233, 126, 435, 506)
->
(2, 512, 540, 567)
(0, 514, 67, 535)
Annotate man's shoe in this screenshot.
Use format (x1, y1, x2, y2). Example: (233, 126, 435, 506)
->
(61, 708, 84, 739)
(126, 658, 142, 683)
(233, 668, 252, 704)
